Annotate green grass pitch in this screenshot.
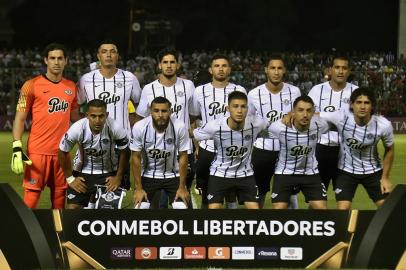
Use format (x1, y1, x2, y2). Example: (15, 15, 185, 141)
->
(0, 132, 404, 209)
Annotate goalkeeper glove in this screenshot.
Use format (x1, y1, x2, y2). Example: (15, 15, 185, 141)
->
(11, 140, 32, 175)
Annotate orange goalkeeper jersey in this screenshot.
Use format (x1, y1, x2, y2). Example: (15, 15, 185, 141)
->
(17, 75, 78, 155)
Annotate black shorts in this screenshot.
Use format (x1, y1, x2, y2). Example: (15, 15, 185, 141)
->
(315, 144, 339, 189)
(186, 153, 195, 189)
(251, 147, 279, 195)
(207, 175, 258, 204)
(272, 174, 327, 203)
(195, 147, 215, 189)
(142, 177, 179, 205)
(67, 171, 115, 206)
(334, 170, 387, 202)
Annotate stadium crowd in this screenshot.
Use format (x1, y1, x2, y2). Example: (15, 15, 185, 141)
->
(1, 48, 405, 116)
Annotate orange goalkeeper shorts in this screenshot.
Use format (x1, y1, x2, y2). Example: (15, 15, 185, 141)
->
(23, 154, 67, 191)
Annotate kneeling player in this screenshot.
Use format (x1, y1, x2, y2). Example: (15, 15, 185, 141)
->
(58, 99, 129, 209)
(269, 95, 329, 209)
(131, 97, 190, 209)
(193, 91, 268, 209)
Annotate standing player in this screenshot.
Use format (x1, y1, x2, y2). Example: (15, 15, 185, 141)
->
(194, 91, 268, 209)
(269, 95, 329, 210)
(58, 99, 129, 209)
(78, 40, 141, 190)
(320, 88, 394, 209)
(248, 55, 301, 208)
(308, 56, 358, 191)
(131, 97, 190, 209)
(135, 48, 196, 203)
(192, 54, 246, 209)
(11, 43, 79, 209)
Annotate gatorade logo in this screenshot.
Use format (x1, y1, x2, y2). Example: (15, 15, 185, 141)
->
(208, 247, 230, 259)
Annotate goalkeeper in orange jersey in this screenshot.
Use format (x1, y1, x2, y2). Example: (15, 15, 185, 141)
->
(11, 43, 80, 209)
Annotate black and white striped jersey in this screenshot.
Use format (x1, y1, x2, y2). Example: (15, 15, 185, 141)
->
(321, 111, 394, 174)
(136, 78, 195, 153)
(308, 82, 358, 146)
(269, 117, 329, 175)
(193, 116, 268, 178)
(192, 82, 246, 152)
(59, 117, 128, 174)
(129, 116, 190, 179)
(248, 83, 301, 151)
(78, 69, 141, 135)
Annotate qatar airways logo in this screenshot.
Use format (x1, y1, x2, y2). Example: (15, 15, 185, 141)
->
(266, 110, 285, 123)
(148, 149, 171, 159)
(289, 145, 312, 157)
(48, 97, 68, 113)
(225, 145, 248, 157)
(98, 92, 120, 105)
(208, 102, 227, 116)
(346, 138, 368, 150)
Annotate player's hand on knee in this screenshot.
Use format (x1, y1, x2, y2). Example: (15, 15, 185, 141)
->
(68, 176, 87, 193)
(11, 140, 32, 175)
(105, 175, 121, 192)
(175, 186, 190, 205)
(133, 189, 148, 208)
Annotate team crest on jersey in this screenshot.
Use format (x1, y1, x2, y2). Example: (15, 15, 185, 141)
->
(244, 134, 252, 141)
(366, 133, 374, 139)
(29, 178, 37, 185)
(105, 191, 115, 202)
(64, 89, 73, 95)
(342, 97, 350, 104)
(289, 145, 312, 157)
(323, 105, 336, 112)
(102, 138, 110, 144)
(176, 91, 185, 97)
(310, 134, 317, 140)
(115, 82, 123, 88)
(283, 99, 291, 105)
(48, 97, 69, 113)
(166, 138, 174, 145)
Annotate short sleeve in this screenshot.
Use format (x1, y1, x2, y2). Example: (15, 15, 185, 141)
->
(129, 121, 144, 151)
(130, 74, 142, 104)
(135, 86, 150, 117)
(16, 80, 35, 112)
(193, 120, 217, 141)
(177, 122, 191, 152)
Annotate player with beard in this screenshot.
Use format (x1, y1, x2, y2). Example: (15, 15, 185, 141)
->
(248, 55, 301, 208)
(131, 97, 190, 209)
(78, 40, 141, 194)
(58, 99, 128, 209)
(136, 48, 196, 207)
(269, 95, 329, 209)
(192, 54, 246, 209)
(308, 56, 358, 192)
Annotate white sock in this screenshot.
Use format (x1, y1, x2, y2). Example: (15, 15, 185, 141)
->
(288, 194, 299, 209)
(84, 202, 95, 209)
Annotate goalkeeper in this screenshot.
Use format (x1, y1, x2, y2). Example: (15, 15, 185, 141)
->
(58, 99, 129, 209)
(11, 43, 80, 209)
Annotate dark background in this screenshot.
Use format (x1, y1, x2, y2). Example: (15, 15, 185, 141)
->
(3, 0, 400, 53)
